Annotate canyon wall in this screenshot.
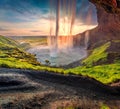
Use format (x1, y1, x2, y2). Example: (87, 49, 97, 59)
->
(74, 0, 120, 49)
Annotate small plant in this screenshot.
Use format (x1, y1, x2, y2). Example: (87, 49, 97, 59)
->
(100, 104, 110, 109)
(45, 60, 51, 66)
(57, 107, 79, 109)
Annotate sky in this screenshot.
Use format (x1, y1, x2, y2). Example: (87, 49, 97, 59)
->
(0, 0, 98, 36)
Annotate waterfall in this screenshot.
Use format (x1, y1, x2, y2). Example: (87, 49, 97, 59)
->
(49, 0, 76, 57)
(85, 31, 89, 49)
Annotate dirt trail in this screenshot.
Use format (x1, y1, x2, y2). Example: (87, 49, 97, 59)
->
(0, 68, 120, 109)
(0, 68, 120, 96)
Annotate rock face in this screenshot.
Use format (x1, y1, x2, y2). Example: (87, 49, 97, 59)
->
(74, 0, 120, 49)
(90, 0, 120, 12)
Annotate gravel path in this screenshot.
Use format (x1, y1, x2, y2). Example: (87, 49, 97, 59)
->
(0, 68, 120, 109)
(0, 68, 120, 96)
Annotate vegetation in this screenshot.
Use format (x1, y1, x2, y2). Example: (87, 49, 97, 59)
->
(58, 104, 110, 109)
(65, 63, 120, 84)
(58, 107, 79, 109)
(0, 35, 40, 68)
(0, 36, 18, 47)
(100, 104, 110, 109)
(82, 42, 111, 66)
(0, 35, 64, 73)
(45, 60, 51, 65)
(65, 42, 120, 84)
(0, 35, 120, 84)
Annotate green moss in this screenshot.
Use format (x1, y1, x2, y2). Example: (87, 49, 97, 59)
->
(65, 63, 120, 84)
(82, 42, 111, 66)
(100, 104, 110, 109)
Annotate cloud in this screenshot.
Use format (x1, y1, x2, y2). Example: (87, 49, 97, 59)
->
(76, 0, 97, 25)
(0, 0, 50, 16)
(0, 0, 50, 23)
(0, 0, 98, 36)
(30, 30, 43, 33)
(0, 0, 98, 25)
(0, 27, 9, 31)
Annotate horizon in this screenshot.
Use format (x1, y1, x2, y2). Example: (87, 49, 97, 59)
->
(0, 0, 97, 36)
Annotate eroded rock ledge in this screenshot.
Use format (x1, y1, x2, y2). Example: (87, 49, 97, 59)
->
(74, 0, 120, 49)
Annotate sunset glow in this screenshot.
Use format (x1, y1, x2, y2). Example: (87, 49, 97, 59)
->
(0, 0, 97, 36)
(0, 18, 97, 36)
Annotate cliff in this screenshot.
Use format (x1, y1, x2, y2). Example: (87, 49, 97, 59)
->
(74, 0, 120, 49)
(90, 0, 120, 13)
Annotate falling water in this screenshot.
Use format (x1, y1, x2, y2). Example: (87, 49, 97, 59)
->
(84, 3, 93, 49)
(28, 0, 98, 66)
(54, 0, 60, 56)
(69, 0, 76, 49)
(85, 31, 89, 49)
(49, 0, 77, 57)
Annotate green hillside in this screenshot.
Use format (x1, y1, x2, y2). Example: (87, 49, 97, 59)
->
(0, 35, 120, 84)
(65, 41, 120, 84)
(0, 35, 18, 47)
(82, 42, 111, 66)
(0, 35, 63, 72)
(0, 35, 40, 68)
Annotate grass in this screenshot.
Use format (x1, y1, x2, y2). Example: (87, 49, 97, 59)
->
(57, 107, 79, 109)
(0, 36, 64, 72)
(57, 104, 110, 109)
(0, 35, 120, 84)
(73, 41, 120, 84)
(65, 63, 120, 84)
(65, 41, 120, 84)
(0, 36, 18, 47)
(82, 42, 111, 66)
(0, 35, 40, 68)
(100, 104, 110, 109)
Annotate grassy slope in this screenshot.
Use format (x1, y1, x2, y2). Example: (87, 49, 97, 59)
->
(0, 35, 40, 68)
(0, 35, 120, 84)
(0, 35, 64, 72)
(0, 36, 18, 46)
(65, 63, 120, 84)
(82, 42, 111, 66)
(65, 42, 120, 84)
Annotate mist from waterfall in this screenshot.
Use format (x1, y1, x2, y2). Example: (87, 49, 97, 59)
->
(49, 0, 77, 57)
(24, 0, 98, 66)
